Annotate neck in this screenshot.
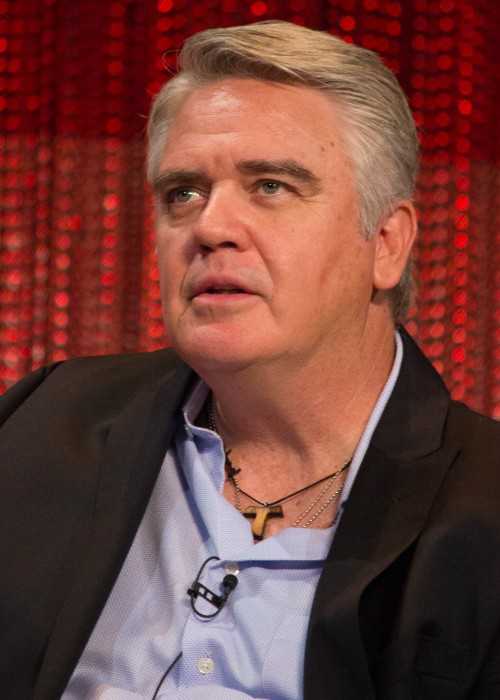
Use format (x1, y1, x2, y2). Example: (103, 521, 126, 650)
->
(199, 318, 397, 482)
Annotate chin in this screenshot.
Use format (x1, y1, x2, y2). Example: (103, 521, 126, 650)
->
(169, 328, 265, 375)
(176, 344, 261, 377)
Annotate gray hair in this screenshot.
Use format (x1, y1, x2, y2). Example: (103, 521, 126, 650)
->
(147, 20, 419, 319)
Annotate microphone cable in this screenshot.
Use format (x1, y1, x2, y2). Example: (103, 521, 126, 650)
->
(151, 651, 182, 700)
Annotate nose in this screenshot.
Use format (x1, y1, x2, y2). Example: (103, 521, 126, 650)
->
(192, 184, 250, 252)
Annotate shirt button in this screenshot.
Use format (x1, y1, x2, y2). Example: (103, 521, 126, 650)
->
(225, 562, 239, 576)
(197, 657, 214, 674)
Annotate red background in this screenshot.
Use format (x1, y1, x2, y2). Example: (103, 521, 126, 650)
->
(0, 0, 499, 418)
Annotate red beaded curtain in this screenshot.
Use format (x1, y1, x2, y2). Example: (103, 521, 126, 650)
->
(0, 0, 499, 418)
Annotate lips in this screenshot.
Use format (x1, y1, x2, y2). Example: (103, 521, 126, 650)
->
(188, 275, 255, 300)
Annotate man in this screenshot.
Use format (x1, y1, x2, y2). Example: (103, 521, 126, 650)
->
(1, 20, 499, 700)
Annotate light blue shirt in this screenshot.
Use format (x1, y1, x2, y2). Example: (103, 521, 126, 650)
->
(63, 333, 402, 699)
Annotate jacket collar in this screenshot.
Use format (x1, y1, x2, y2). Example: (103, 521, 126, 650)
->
(370, 326, 450, 461)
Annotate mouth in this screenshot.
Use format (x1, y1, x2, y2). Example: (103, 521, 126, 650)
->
(189, 281, 258, 309)
(195, 286, 249, 296)
(189, 277, 257, 300)
(193, 288, 254, 305)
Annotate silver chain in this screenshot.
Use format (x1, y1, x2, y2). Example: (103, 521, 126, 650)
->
(293, 471, 346, 528)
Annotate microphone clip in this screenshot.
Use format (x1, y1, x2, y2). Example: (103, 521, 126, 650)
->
(187, 556, 239, 619)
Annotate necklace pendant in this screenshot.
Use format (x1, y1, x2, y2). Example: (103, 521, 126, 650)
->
(243, 504, 284, 540)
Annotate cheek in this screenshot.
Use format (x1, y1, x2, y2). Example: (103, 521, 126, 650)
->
(311, 234, 374, 308)
(156, 240, 185, 307)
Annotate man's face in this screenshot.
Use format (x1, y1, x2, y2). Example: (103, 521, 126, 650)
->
(154, 78, 378, 373)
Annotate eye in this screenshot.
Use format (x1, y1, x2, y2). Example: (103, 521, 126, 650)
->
(165, 187, 202, 205)
(258, 180, 285, 195)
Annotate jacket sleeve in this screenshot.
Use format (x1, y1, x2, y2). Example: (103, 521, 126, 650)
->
(0, 363, 62, 428)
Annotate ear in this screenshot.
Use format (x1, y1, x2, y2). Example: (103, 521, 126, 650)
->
(372, 201, 417, 292)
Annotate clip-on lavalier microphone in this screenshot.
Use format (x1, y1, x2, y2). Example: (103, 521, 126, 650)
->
(187, 556, 239, 619)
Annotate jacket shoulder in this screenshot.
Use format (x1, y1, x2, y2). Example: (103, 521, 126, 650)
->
(0, 348, 187, 428)
(432, 399, 500, 531)
(447, 399, 500, 454)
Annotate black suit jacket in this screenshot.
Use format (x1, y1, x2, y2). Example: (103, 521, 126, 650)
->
(0, 328, 499, 699)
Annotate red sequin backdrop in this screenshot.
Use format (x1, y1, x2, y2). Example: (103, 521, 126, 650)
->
(0, 0, 499, 417)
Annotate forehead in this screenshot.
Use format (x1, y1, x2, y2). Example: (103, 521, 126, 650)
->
(159, 78, 348, 173)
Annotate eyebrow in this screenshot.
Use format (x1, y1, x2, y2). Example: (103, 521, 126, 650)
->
(152, 158, 322, 195)
(236, 159, 321, 191)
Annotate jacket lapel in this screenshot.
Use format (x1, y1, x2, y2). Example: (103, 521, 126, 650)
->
(34, 355, 195, 700)
(304, 328, 460, 699)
